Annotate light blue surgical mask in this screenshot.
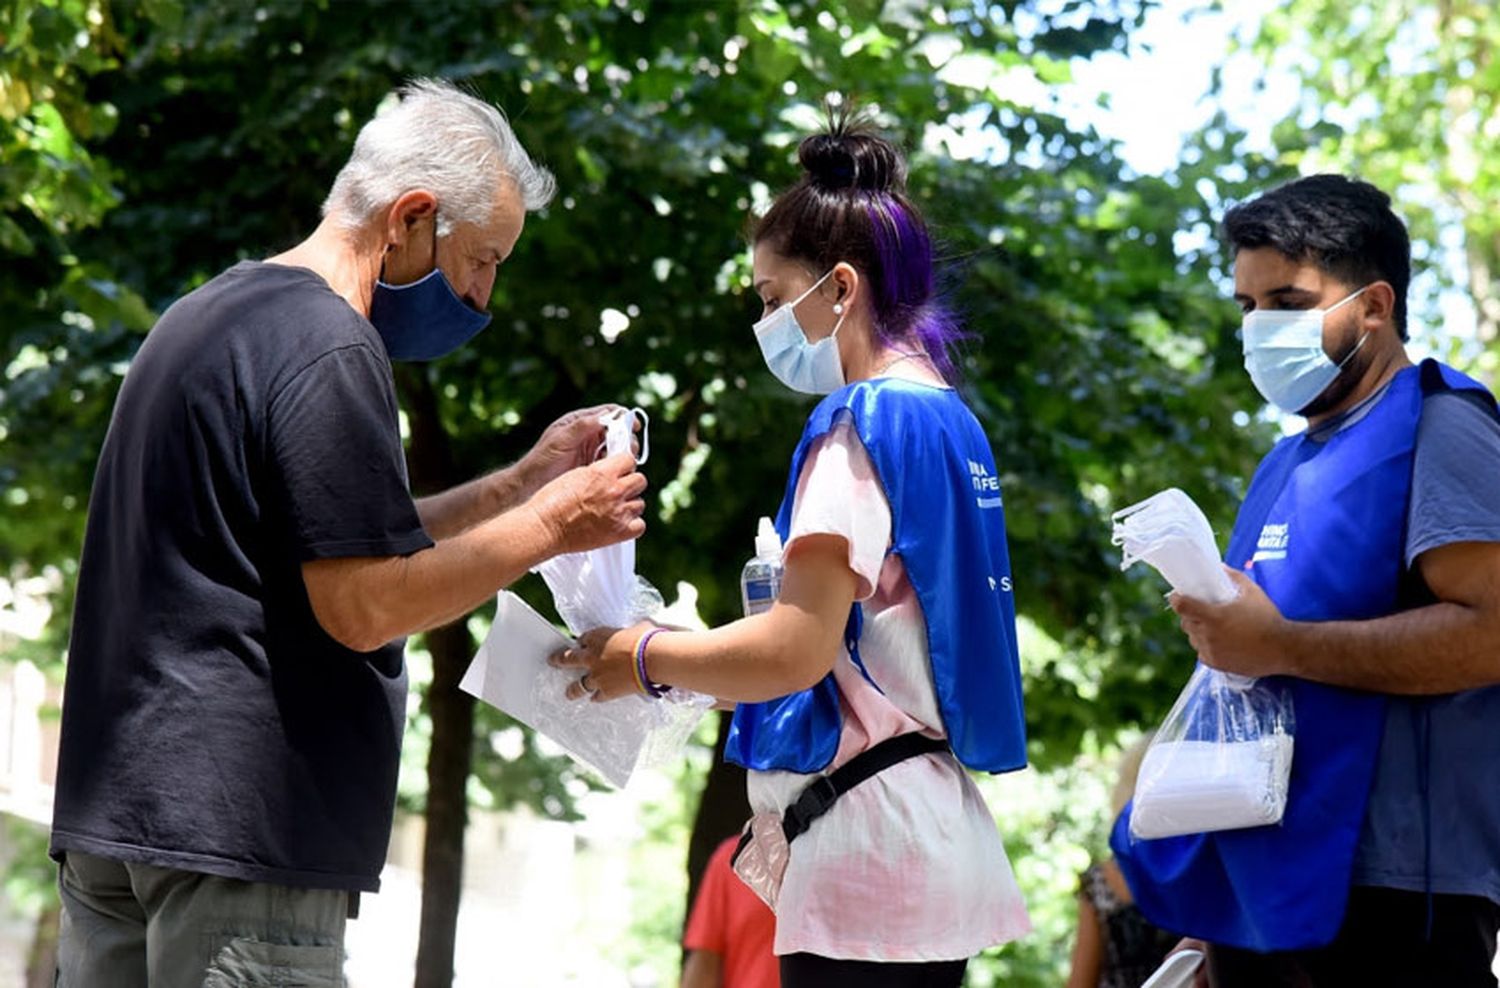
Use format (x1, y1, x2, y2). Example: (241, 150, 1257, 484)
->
(753, 270, 847, 395)
(1241, 286, 1369, 414)
(369, 217, 492, 362)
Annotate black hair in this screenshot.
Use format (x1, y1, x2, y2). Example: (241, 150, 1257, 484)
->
(1222, 174, 1412, 340)
(752, 102, 965, 382)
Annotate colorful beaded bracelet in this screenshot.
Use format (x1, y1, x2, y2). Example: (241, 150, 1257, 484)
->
(634, 627, 669, 699)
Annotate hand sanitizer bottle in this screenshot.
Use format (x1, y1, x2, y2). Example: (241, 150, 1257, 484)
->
(740, 517, 784, 617)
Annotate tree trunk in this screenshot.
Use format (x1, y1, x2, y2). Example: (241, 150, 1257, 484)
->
(683, 711, 752, 932)
(397, 367, 474, 988)
(413, 621, 477, 988)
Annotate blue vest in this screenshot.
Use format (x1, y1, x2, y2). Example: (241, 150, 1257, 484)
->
(1112, 360, 1492, 952)
(724, 379, 1028, 775)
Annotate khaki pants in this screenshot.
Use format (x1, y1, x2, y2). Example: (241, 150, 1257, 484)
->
(56, 850, 350, 988)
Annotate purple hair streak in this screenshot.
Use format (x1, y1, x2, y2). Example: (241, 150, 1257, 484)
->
(866, 197, 964, 383)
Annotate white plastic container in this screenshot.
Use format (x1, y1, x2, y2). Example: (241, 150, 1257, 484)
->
(740, 517, 784, 617)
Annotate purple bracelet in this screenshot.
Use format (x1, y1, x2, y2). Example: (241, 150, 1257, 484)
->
(634, 628, 669, 699)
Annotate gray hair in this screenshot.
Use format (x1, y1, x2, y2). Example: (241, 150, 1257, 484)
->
(323, 78, 556, 235)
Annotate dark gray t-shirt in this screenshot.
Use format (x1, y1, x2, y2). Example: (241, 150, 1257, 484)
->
(1315, 385, 1500, 902)
(1406, 390, 1500, 566)
(50, 262, 432, 892)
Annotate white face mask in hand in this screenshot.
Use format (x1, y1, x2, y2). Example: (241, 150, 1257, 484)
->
(1241, 286, 1369, 415)
(753, 270, 848, 395)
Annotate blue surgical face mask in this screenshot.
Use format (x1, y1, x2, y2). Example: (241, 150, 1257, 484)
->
(1241, 285, 1370, 414)
(753, 270, 847, 395)
(369, 217, 492, 362)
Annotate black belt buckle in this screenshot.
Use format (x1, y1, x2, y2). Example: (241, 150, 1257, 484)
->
(783, 775, 839, 841)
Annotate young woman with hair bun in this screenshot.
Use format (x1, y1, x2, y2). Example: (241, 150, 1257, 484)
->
(555, 108, 1032, 987)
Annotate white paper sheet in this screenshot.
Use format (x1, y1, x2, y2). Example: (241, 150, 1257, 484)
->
(459, 591, 652, 788)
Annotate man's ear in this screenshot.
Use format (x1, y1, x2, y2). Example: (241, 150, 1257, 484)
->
(384, 189, 437, 247)
(1362, 280, 1397, 327)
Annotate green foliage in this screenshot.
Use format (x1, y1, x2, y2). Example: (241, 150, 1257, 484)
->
(972, 750, 1119, 987)
(5, 0, 1274, 776)
(0, 0, 156, 668)
(612, 717, 720, 985)
(1239, 0, 1500, 370)
(0, 812, 54, 918)
(3, 0, 1297, 976)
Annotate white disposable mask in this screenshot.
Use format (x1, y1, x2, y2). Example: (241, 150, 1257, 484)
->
(753, 270, 847, 395)
(1241, 286, 1370, 414)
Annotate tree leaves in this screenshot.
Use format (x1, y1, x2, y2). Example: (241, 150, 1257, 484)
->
(0, 2, 1310, 981)
(1238, 0, 1500, 361)
(3, 0, 1282, 774)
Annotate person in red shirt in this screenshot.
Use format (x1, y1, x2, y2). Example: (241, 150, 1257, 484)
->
(682, 836, 780, 988)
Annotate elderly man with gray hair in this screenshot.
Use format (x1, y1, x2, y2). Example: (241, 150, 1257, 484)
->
(48, 79, 644, 987)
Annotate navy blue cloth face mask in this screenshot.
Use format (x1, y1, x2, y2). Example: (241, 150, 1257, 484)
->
(369, 216, 492, 361)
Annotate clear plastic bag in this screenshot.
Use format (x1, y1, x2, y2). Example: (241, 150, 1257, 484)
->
(460, 590, 714, 788)
(534, 408, 659, 633)
(1129, 665, 1295, 839)
(1112, 488, 1296, 840)
(525, 660, 713, 785)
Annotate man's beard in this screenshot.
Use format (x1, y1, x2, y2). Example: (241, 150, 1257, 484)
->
(1298, 330, 1372, 418)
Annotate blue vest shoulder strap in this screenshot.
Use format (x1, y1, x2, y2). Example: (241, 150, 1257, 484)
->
(1421, 357, 1495, 409)
(726, 379, 1028, 774)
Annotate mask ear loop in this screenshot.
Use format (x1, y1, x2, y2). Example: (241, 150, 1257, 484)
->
(1336, 327, 1373, 370)
(631, 407, 650, 465)
(825, 270, 852, 342)
(1330, 286, 1374, 370)
(591, 407, 651, 465)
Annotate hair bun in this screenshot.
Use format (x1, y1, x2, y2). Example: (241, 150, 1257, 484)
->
(797, 107, 906, 194)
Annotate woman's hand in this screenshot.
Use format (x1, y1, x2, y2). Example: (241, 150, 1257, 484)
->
(550, 621, 654, 702)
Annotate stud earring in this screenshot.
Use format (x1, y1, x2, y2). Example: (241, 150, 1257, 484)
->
(833, 303, 844, 315)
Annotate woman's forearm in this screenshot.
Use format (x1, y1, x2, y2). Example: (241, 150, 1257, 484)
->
(560, 534, 859, 704)
(648, 602, 845, 702)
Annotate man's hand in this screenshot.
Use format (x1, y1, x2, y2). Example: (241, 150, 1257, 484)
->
(526, 452, 647, 556)
(516, 405, 635, 497)
(1169, 567, 1295, 677)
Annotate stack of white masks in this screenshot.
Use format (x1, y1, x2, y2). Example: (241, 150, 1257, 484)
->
(1112, 488, 1295, 840)
(1113, 487, 1238, 608)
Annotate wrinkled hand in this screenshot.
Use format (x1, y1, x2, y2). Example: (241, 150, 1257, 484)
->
(1169, 567, 1293, 678)
(518, 405, 638, 495)
(527, 452, 647, 556)
(550, 622, 655, 702)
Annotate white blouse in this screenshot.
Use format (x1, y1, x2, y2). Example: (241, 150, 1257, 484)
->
(746, 415, 1031, 961)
